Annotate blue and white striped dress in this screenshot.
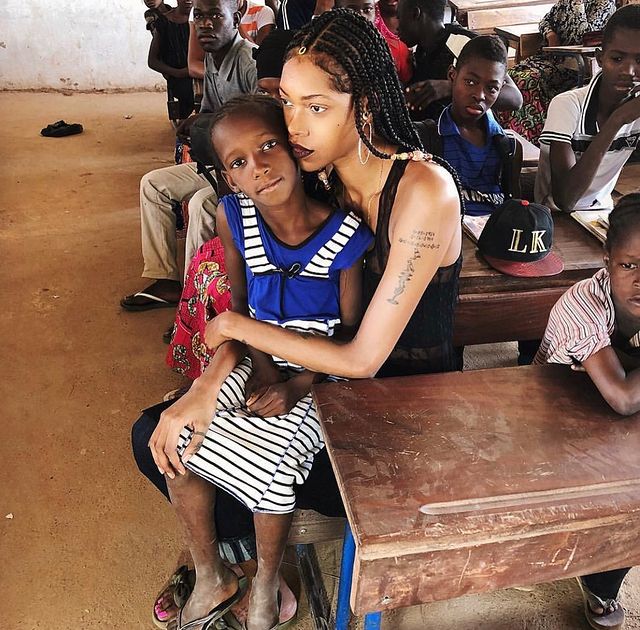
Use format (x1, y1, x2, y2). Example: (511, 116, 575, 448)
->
(177, 194, 373, 514)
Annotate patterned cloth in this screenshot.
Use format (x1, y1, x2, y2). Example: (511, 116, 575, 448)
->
(166, 237, 231, 380)
(498, 0, 615, 144)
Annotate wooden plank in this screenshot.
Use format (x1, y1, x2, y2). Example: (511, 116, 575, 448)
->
(467, 4, 552, 30)
(314, 366, 640, 614)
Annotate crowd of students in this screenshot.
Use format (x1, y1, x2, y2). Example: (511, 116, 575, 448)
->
(125, 1, 640, 629)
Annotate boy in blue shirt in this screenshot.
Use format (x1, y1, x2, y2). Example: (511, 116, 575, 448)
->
(425, 35, 523, 216)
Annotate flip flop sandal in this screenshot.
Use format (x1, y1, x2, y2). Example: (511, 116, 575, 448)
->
(40, 120, 84, 137)
(153, 565, 196, 629)
(178, 580, 247, 630)
(241, 593, 296, 630)
(120, 291, 179, 312)
(577, 577, 626, 630)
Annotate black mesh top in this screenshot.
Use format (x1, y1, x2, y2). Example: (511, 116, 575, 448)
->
(363, 159, 463, 377)
(155, 15, 190, 70)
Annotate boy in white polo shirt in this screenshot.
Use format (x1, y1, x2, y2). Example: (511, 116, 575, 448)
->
(535, 4, 640, 213)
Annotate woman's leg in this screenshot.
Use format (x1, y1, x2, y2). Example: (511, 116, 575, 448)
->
(166, 471, 240, 627)
(247, 512, 295, 630)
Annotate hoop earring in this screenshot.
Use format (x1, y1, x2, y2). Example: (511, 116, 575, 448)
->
(358, 114, 373, 165)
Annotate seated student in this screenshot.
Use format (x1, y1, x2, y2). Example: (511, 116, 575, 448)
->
(148, 0, 195, 122)
(240, 0, 276, 45)
(423, 35, 523, 216)
(121, 0, 257, 312)
(535, 193, 640, 630)
(148, 95, 373, 630)
(535, 4, 640, 213)
(396, 0, 523, 120)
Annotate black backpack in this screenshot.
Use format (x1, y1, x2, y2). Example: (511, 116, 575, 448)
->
(414, 119, 516, 199)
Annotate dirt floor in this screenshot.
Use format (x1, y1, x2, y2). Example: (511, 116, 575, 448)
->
(1, 91, 639, 630)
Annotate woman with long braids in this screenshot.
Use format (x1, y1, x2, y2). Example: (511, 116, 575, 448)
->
(148, 9, 463, 629)
(202, 8, 464, 377)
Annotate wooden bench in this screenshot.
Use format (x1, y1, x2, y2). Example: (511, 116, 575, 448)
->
(289, 509, 346, 629)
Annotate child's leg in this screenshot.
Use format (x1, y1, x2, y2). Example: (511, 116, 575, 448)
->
(167, 471, 240, 627)
(247, 512, 295, 630)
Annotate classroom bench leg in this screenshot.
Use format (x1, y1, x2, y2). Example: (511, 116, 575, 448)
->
(336, 523, 382, 630)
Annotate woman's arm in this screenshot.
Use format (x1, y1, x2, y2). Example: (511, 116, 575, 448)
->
(205, 162, 461, 378)
(583, 346, 640, 415)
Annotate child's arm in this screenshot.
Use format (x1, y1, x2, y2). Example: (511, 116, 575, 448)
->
(148, 30, 189, 79)
(149, 202, 256, 478)
(582, 346, 640, 416)
(246, 257, 364, 416)
(550, 92, 640, 212)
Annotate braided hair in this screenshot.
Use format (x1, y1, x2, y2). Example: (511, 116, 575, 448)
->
(285, 8, 464, 204)
(605, 193, 640, 254)
(286, 8, 420, 160)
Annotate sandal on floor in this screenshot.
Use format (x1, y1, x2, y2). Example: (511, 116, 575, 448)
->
(153, 565, 196, 629)
(577, 577, 626, 630)
(177, 581, 247, 630)
(120, 291, 179, 312)
(241, 593, 296, 630)
(40, 120, 84, 137)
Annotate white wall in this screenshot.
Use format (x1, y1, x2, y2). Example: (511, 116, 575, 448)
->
(0, 0, 166, 91)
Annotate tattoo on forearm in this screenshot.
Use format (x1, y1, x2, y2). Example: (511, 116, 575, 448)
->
(387, 229, 440, 306)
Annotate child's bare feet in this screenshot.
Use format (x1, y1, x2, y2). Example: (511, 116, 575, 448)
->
(246, 572, 279, 630)
(180, 566, 240, 629)
(230, 573, 297, 626)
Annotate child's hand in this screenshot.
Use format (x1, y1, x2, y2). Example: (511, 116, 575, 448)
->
(612, 86, 640, 126)
(247, 380, 309, 417)
(148, 383, 218, 479)
(246, 356, 284, 405)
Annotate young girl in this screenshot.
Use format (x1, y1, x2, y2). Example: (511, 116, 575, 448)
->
(149, 94, 372, 630)
(535, 193, 640, 630)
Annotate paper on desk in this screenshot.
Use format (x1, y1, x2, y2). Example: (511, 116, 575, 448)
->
(462, 215, 490, 243)
(571, 209, 610, 244)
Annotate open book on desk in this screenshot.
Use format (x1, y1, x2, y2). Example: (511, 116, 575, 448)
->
(462, 215, 490, 243)
(571, 209, 610, 244)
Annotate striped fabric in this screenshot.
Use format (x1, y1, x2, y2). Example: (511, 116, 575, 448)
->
(178, 357, 323, 514)
(535, 268, 640, 365)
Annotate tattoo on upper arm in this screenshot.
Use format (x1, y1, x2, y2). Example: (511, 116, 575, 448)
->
(387, 229, 440, 306)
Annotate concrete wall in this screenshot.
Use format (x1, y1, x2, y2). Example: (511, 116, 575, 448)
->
(0, 0, 165, 91)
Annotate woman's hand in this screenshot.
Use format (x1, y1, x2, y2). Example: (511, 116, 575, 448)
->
(204, 311, 236, 350)
(148, 381, 219, 479)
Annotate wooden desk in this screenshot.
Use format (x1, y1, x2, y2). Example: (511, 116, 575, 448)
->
(449, 0, 553, 30)
(505, 128, 539, 167)
(494, 23, 542, 62)
(314, 365, 640, 621)
(454, 212, 603, 346)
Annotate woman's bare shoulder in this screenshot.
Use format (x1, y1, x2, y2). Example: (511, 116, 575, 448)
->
(394, 159, 460, 220)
